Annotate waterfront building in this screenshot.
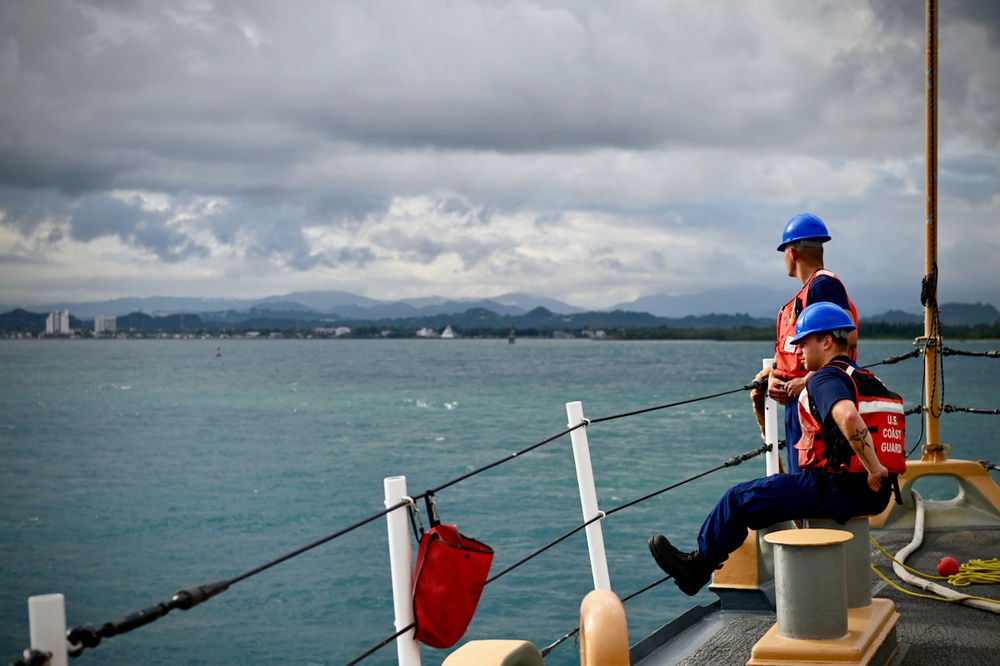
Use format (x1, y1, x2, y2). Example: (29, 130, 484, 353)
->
(95, 315, 117, 336)
(45, 311, 70, 335)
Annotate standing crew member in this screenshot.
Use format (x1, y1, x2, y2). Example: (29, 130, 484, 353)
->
(768, 213, 859, 473)
(649, 302, 894, 596)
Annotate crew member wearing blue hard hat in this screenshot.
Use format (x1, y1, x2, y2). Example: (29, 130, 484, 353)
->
(649, 302, 891, 596)
(768, 213, 859, 473)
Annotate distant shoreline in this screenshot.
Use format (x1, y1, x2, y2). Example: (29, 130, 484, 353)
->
(4, 326, 999, 343)
(2, 304, 999, 341)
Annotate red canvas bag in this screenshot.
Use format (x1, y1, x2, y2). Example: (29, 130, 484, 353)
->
(412, 524, 494, 648)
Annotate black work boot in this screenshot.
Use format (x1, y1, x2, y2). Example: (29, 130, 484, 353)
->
(648, 534, 713, 596)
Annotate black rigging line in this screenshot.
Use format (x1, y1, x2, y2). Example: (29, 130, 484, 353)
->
(64, 499, 412, 657)
(424, 425, 582, 496)
(343, 623, 415, 666)
(484, 441, 768, 660)
(943, 405, 1000, 415)
(607, 443, 769, 517)
(862, 348, 922, 367)
(35, 375, 772, 664)
(941, 347, 1000, 358)
(538, 577, 672, 658)
(588, 378, 767, 426)
(58, 379, 767, 660)
(229, 499, 409, 585)
(485, 513, 604, 585)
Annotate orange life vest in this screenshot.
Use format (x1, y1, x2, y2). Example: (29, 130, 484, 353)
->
(795, 359, 907, 475)
(774, 270, 859, 379)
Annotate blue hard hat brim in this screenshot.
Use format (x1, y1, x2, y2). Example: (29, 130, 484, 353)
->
(788, 330, 811, 345)
(789, 326, 855, 346)
(776, 237, 830, 251)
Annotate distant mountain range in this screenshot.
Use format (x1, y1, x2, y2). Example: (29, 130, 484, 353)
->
(2, 291, 583, 321)
(3, 289, 1000, 330)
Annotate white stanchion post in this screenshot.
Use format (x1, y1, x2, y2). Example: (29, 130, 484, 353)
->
(384, 476, 420, 666)
(763, 358, 780, 476)
(566, 401, 611, 591)
(28, 593, 68, 666)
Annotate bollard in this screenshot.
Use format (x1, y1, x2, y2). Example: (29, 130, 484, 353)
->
(805, 517, 872, 608)
(764, 528, 851, 640)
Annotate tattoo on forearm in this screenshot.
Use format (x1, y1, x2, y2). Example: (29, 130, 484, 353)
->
(847, 426, 875, 472)
(849, 426, 872, 449)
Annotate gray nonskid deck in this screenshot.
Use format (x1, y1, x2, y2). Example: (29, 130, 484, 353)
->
(634, 528, 1000, 666)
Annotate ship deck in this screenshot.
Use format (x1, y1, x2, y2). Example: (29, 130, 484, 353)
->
(632, 527, 1000, 665)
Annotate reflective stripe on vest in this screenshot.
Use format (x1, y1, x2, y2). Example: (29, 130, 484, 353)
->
(795, 360, 906, 474)
(774, 270, 859, 379)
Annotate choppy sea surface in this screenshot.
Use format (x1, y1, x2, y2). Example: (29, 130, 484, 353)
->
(1, 338, 997, 665)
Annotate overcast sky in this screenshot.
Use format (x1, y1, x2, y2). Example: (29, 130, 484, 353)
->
(1, 0, 998, 313)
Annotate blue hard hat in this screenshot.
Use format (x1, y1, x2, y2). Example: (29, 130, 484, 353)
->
(777, 213, 831, 251)
(789, 302, 856, 345)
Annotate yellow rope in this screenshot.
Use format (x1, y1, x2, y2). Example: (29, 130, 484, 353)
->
(869, 535, 947, 580)
(869, 565, 979, 603)
(868, 536, 1000, 605)
(949, 558, 1000, 587)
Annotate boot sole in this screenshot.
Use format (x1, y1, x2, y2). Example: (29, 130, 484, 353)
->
(648, 535, 705, 596)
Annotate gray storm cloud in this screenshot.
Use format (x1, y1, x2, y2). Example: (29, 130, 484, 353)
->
(0, 0, 997, 309)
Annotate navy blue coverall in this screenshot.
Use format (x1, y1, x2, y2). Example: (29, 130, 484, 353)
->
(697, 356, 892, 567)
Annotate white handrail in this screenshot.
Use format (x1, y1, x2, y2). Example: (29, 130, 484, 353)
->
(566, 401, 612, 591)
(383, 476, 421, 666)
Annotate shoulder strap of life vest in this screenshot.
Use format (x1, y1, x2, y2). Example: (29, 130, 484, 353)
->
(827, 360, 907, 477)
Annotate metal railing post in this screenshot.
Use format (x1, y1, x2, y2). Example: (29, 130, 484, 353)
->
(566, 401, 611, 590)
(384, 476, 420, 666)
(28, 593, 68, 666)
(763, 358, 780, 476)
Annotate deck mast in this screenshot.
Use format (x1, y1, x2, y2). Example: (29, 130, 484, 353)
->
(921, 0, 944, 458)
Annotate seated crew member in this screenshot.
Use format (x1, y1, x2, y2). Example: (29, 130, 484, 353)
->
(648, 302, 892, 596)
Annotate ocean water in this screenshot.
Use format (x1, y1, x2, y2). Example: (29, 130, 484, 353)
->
(1, 338, 997, 665)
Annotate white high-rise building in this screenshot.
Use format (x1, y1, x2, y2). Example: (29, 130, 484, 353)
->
(95, 315, 117, 335)
(45, 311, 71, 335)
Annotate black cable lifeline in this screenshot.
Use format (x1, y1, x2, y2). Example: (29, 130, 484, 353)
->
(351, 497, 669, 663)
(942, 405, 1000, 415)
(51, 377, 768, 663)
(484, 512, 605, 586)
(918, 261, 948, 420)
(862, 348, 922, 368)
(228, 498, 408, 585)
(538, 575, 672, 658)
(343, 623, 415, 666)
(424, 424, 583, 496)
(905, 404, 1000, 416)
(420, 376, 769, 500)
(2, 360, 936, 664)
(905, 408, 927, 458)
(587, 377, 768, 426)
(904, 344, 936, 457)
(524, 441, 770, 661)
(487, 440, 768, 597)
(478, 440, 769, 587)
(8, 648, 52, 666)
(340, 354, 972, 664)
(941, 347, 1000, 358)
(608, 442, 770, 517)
(37, 365, 896, 665)
(63, 498, 411, 658)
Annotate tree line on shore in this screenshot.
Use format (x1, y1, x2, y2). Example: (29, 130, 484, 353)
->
(2, 306, 999, 340)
